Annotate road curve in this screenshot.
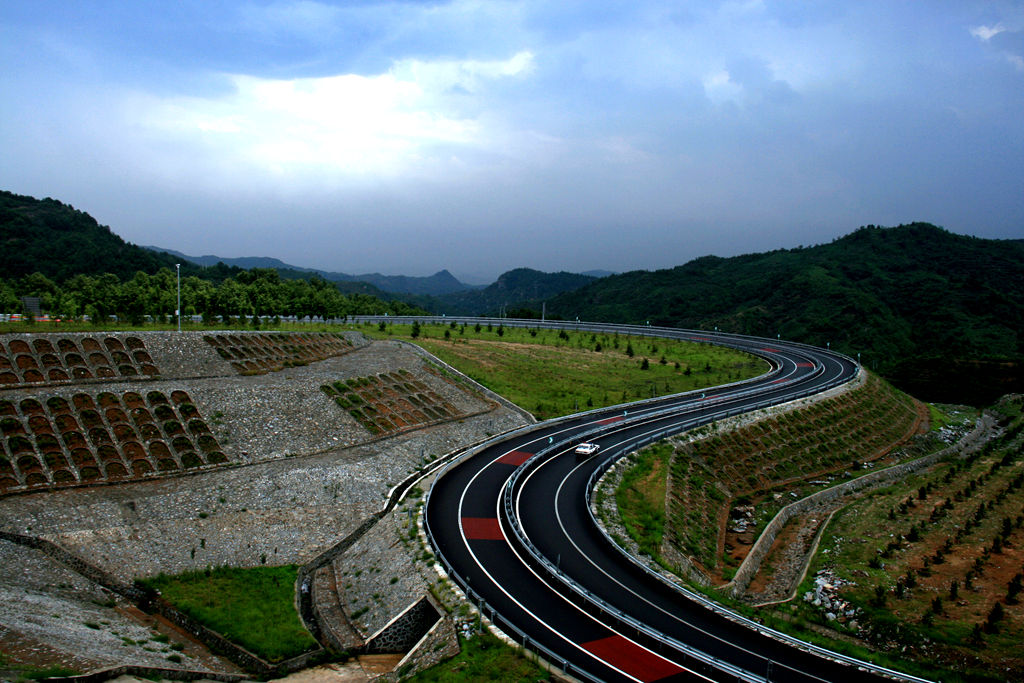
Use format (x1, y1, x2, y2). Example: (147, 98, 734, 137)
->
(351, 317, 922, 682)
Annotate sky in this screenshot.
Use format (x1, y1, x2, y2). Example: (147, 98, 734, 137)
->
(1, 1, 1022, 284)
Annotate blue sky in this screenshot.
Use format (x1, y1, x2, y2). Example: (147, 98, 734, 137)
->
(1, 1, 1022, 283)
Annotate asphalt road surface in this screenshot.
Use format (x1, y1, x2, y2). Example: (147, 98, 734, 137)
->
(352, 317, 916, 683)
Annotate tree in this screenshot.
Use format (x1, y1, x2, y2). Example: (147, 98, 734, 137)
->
(985, 602, 1004, 633)
(411, 321, 421, 339)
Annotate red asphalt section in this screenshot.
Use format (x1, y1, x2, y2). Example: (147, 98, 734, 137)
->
(497, 450, 533, 466)
(797, 362, 814, 367)
(462, 517, 504, 541)
(598, 416, 624, 425)
(581, 635, 686, 682)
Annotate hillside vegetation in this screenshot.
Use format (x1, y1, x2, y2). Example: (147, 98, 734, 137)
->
(615, 373, 922, 582)
(548, 223, 1024, 404)
(0, 191, 202, 283)
(790, 398, 1024, 680)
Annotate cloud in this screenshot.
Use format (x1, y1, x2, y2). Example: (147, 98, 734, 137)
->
(130, 50, 534, 180)
(2, 0, 1023, 279)
(970, 22, 1024, 71)
(970, 24, 1006, 42)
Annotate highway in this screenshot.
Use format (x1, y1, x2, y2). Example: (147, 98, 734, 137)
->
(351, 317, 922, 682)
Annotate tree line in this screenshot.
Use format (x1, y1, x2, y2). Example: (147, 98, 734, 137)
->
(1, 268, 423, 323)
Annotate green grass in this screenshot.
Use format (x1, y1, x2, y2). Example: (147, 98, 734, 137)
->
(406, 633, 548, 682)
(140, 565, 316, 662)
(616, 442, 672, 558)
(13, 666, 81, 681)
(362, 322, 766, 419)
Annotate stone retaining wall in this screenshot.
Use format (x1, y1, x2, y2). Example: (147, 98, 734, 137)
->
(0, 331, 531, 675)
(370, 615, 460, 683)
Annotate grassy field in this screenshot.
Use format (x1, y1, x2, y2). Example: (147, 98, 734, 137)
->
(140, 565, 317, 662)
(359, 321, 766, 419)
(407, 632, 548, 682)
(615, 441, 672, 560)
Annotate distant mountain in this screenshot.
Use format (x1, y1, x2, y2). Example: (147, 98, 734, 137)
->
(425, 268, 597, 316)
(353, 269, 467, 296)
(145, 245, 469, 296)
(546, 223, 1024, 405)
(143, 247, 301, 272)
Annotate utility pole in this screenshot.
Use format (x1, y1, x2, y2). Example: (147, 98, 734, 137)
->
(175, 263, 181, 332)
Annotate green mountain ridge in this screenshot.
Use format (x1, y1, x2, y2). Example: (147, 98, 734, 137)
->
(0, 190, 423, 320)
(547, 223, 1024, 404)
(0, 191, 219, 283)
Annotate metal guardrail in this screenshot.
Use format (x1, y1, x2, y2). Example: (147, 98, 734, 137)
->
(401, 317, 914, 681)
(496, 365, 858, 683)
(500, 419, 763, 682)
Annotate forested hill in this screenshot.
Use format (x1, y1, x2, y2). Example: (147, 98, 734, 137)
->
(546, 223, 1024, 405)
(0, 190, 424, 321)
(0, 190, 224, 282)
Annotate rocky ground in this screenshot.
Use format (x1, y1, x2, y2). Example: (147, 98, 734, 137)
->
(0, 330, 530, 679)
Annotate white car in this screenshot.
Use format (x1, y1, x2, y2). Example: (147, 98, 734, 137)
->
(574, 442, 600, 457)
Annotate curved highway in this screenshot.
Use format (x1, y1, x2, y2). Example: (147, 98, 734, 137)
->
(352, 317, 922, 682)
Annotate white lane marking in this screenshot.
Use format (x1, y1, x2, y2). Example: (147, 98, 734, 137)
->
(451, 434, 714, 682)
(517, 421, 785, 678)
(440, 340, 851, 682)
(511, 358, 848, 683)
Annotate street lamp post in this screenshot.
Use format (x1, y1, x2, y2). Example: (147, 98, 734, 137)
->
(175, 264, 181, 333)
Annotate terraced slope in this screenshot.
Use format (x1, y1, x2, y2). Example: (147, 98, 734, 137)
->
(660, 373, 922, 579)
(0, 389, 224, 493)
(805, 398, 1024, 678)
(321, 370, 470, 435)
